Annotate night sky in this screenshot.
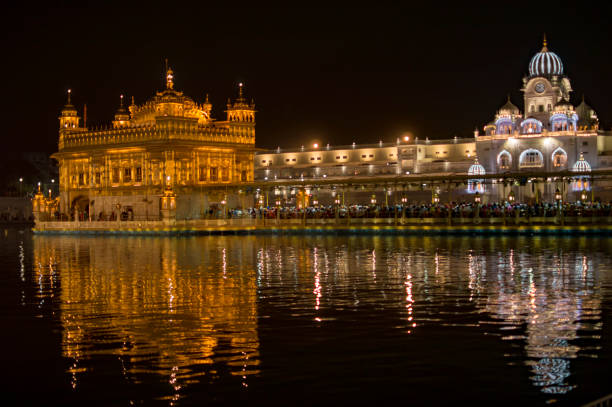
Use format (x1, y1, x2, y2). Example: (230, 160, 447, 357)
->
(2, 3, 611, 153)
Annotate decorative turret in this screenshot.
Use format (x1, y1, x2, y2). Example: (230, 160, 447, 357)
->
(59, 89, 80, 130)
(226, 83, 256, 142)
(113, 94, 131, 128)
(576, 96, 599, 130)
(226, 83, 256, 123)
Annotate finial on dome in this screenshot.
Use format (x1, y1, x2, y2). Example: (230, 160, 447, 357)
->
(238, 82, 244, 99)
(165, 58, 174, 90)
(67, 89, 72, 105)
(205, 93, 210, 104)
(120, 94, 124, 108)
(542, 33, 548, 51)
(131, 95, 135, 105)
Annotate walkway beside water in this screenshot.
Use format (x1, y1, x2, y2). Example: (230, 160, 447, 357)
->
(32, 216, 612, 235)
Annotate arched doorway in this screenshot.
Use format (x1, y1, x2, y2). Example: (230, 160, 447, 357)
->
(71, 195, 89, 221)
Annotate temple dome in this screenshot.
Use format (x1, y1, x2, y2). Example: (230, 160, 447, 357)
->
(468, 158, 486, 176)
(498, 96, 519, 115)
(572, 154, 591, 172)
(576, 97, 599, 128)
(554, 98, 574, 111)
(528, 37, 563, 77)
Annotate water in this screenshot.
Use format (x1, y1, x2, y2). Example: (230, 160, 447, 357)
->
(1, 228, 611, 406)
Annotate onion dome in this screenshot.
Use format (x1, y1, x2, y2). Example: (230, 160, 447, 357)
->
(528, 35, 564, 77)
(468, 158, 486, 176)
(572, 153, 591, 172)
(553, 98, 574, 111)
(576, 96, 599, 129)
(498, 95, 520, 115)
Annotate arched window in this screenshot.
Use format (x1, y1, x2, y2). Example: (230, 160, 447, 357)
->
(519, 149, 544, 168)
(551, 147, 567, 168)
(521, 118, 543, 134)
(497, 150, 512, 170)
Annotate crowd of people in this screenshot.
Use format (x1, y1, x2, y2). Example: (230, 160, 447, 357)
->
(225, 201, 612, 220)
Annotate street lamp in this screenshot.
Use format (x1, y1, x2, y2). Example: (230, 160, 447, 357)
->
(432, 192, 440, 204)
(401, 196, 408, 204)
(580, 189, 588, 202)
(554, 188, 562, 202)
(19, 178, 23, 197)
(507, 190, 515, 203)
(474, 191, 481, 203)
(370, 195, 377, 205)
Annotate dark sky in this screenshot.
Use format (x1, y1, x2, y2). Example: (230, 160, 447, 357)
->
(2, 2, 611, 153)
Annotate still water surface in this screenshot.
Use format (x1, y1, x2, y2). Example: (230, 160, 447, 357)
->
(1, 229, 611, 406)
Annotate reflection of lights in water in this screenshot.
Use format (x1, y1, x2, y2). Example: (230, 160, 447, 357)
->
(222, 247, 227, 278)
(372, 249, 376, 281)
(256, 249, 264, 287)
(168, 278, 175, 313)
(32, 236, 261, 399)
(529, 354, 574, 394)
(313, 247, 321, 311)
(482, 247, 601, 396)
(405, 273, 416, 332)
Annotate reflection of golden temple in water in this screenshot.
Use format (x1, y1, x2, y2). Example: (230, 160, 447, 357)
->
(33, 236, 260, 401)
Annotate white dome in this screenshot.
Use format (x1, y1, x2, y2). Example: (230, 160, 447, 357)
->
(528, 38, 563, 77)
(468, 159, 486, 176)
(572, 154, 591, 172)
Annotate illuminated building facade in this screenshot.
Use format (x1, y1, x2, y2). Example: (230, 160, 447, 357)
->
(255, 37, 612, 204)
(52, 67, 256, 220)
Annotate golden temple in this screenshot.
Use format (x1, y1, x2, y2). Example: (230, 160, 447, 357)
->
(51, 66, 256, 221)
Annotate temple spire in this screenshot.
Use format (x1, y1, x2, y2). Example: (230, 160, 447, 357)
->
(165, 59, 174, 90)
(238, 82, 244, 100)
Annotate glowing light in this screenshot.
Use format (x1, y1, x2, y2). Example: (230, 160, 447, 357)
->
(313, 143, 318, 148)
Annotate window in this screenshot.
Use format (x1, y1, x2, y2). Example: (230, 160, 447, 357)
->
(553, 153, 567, 167)
(286, 158, 290, 162)
(583, 141, 588, 146)
(292, 158, 296, 162)
(78, 172, 85, 185)
(362, 154, 366, 158)
(343, 155, 347, 159)
(112, 168, 120, 183)
(124, 168, 132, 182)
(498, 150, 512, 169)
(369, 154, 373, 158)
(538, 105, 544, 112)
(241, 170, 247, 182)
(261, 159, 266, 163)
(221, 167, 229, 181)
(95, 172, 101, 185)
(336, 156, 340, 159)
(317, 157, 321, 160)
(199, 166, 207, 181)
(519, 149, 543, 168)
(135, 167, 142, 182)
(310, 157, 315, 161)
(210, 167, 218, 181)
